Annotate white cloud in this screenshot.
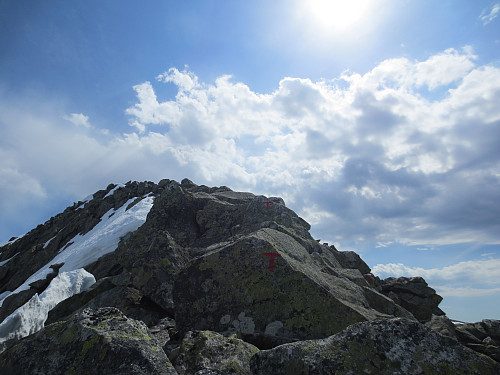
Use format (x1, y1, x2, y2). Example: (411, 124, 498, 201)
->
(480, 3, 500, 25)
(435, 286, 500, 297)
(372, 258, 500, 285)
(1, 47, 500, 249)
(373, 258, 500, 299)
(63, 113, 91, 128)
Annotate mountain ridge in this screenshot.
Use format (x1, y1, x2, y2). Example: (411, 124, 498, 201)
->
(0, 178, 498, 374)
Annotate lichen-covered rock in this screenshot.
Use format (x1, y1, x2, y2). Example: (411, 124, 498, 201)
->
(171, 330, 258, 374)
(173, 228, 413, 347)
(0, 307, 177, 375)
(250, 318, 500, 375)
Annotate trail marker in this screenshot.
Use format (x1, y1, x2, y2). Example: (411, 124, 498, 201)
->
(263, 201, 272, 209)
(263, 252, 281, 271)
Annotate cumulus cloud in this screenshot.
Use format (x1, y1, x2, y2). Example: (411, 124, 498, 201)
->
(373, 258, 500, 297)
(1, 47, 500, 251)
(480, 3, 500, 25)
(373, 258, 500, 284)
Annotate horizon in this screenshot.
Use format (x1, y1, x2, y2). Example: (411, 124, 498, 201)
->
(1, 0, 499, 322)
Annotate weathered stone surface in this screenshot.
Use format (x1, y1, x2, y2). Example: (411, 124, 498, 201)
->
(332, 249, 371, 274)
(425, 314, 458, 339)
(173, 228, 413, 346)
(378, 276, 444, 322)
(171, 330, 258, 375)
(454, 320, 500, 363)
(0, 307, 177, 375)
(250, 318, 500, 375)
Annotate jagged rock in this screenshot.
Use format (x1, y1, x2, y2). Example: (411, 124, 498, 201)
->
(455, 320, 500, 363)
(378, 276, 444, 322)
(0, 307, 176, 374)
(425, 316, 500, 364)
(332, 249, 371, 274)
(171, 330, 258, 375)
(173, 228, 413, 346)
(425, 314, 458, 340)
(250, 318, 500, 375)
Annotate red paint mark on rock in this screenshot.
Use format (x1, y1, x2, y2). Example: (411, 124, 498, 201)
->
(263, 252, 281, 271)
(263, 201, 271, 209)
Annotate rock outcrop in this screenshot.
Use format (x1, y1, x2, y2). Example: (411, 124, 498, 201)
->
(376, 276, 445, 322)
(0, 307, 176, 374)
(0, 178, 497, 373)
(426, 315, 500, 363)
(250, 318, 500, 374)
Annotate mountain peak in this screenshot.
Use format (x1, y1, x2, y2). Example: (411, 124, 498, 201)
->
(0, 179, 499, 373)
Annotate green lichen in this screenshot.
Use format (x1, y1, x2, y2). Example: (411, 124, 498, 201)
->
(58, 325, 79, 345)
(220, 359, 243, 372)
(98, 349, 108, 360)
(80, 335, 99, 358)
(160, 257, 172, 267)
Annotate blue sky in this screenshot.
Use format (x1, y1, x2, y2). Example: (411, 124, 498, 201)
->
(1, 0, 499, 322)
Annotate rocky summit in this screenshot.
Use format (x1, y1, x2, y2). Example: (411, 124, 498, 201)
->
(0, 179, 498, 374)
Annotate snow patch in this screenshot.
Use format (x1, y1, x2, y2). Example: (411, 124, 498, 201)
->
(104, 183, 126, 198)
(0, 195, 154, 307)
(43, 236, 56, 249)
(0, 269, 95, 345)
(0, 253, 19, 267)
(75, 193, 94, 210)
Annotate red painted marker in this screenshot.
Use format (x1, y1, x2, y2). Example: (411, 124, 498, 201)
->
(263, 201, 271, 209)
(263, 252, 281, 271)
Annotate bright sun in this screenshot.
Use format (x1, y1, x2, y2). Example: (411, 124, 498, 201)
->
(306, 0, 371, 33)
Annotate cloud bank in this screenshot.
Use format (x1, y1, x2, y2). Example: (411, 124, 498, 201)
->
(1, 47, 500, 253)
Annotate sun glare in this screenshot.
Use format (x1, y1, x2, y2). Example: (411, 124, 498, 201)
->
(306, 0, 371, 33)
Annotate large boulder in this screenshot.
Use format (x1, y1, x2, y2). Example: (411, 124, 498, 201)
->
(378, 276, 444, 322)
(173, 228, 413, 347)
(0, 307, 176, 375)
(170, 330, 258, 375)
(250, 318, 500, 375)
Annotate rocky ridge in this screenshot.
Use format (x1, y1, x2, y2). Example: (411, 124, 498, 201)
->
(0, 179, 498, 374)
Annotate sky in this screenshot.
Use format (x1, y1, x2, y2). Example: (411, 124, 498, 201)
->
(0, 0, 499, 322)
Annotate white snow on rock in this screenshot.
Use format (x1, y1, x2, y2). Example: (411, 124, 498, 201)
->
(0, 234, 25, 248)
(0, 253, 19, 267)
(0, 268, 96, 345)
(0, 195, 154, 307)
(43, 236, 56, 249)
(104, 183, 126, 198)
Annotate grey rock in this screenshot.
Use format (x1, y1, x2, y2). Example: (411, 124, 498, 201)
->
(172, 330, 258, 375)
(250, 318, 500, 375)
(378, 276, 444, 322)
(0, 307, 177, 374)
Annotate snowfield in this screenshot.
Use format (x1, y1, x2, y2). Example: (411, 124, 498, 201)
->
(0, 269, 95, 345)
